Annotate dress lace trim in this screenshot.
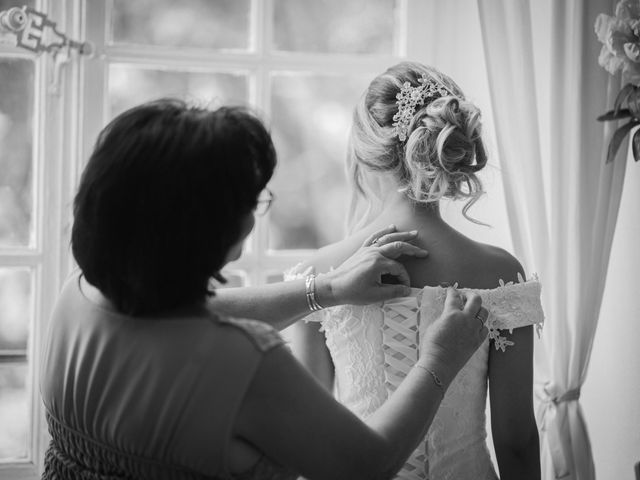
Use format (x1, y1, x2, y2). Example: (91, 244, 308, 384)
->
(422, 273, 544, 351)
(285, 263, 544, 352)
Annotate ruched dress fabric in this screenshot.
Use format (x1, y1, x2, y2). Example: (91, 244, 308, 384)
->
(286, 266, 544, 480)
(40, 272, 298, 480)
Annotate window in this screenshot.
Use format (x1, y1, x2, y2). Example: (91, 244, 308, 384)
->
(0, 0, 72, 476)
(0, 1, 514, 476)
(84, 0, 408, 288)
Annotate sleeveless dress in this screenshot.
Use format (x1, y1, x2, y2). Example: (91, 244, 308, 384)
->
(286, 266, 544, 480)
(40, 271, 298, 480)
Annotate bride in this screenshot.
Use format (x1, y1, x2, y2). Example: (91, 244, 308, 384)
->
(287, 62, 543, 480)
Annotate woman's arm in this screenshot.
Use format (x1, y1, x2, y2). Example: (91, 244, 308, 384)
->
(208, 278, 322, 330)
(208, 226, 427, 330)
(235, 289, 487, 480)
(488, 258, 541, 480)
(288, 320, 334, 391)
(488, 325, 540, 480)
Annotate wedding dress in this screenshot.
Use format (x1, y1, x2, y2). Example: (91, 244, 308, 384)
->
(286, 267, 544, 480)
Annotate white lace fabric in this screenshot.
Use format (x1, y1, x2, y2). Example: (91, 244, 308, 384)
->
(284, 266, 544, 480)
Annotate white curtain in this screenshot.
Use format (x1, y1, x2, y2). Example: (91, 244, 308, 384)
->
(477, 0, 628, 479)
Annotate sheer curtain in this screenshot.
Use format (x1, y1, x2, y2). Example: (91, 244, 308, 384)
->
(477, 0, 627, 479)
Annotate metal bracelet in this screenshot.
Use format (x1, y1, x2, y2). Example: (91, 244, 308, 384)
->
(304, 274, 324, 312)
(414, 364, 446, 398)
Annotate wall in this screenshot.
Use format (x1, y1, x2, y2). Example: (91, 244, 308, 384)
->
(582, 152, 640, 480)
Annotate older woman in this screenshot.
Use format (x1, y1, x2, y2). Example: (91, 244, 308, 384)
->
(41, 99, 487, 480)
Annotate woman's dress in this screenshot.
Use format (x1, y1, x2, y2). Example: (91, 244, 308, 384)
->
(40, 271, 297, 480)
(287, 266, 544, 480)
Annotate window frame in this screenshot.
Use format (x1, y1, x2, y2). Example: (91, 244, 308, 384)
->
(0, 0, 440, 476)
(81, 0, 430, 285)
(0, 0, 86, 476)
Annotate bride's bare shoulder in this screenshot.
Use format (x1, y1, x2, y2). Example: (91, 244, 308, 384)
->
(476, 243, 525, 284)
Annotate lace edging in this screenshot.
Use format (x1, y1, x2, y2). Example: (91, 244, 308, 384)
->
(431, 273, 544, 352)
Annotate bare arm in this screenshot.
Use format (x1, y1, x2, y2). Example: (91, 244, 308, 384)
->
(288, 320, 334, 391)
(208, 278, 318, 330)
(488, 258, 540, 479)
(209, 226, 427, 330)
(489, 326, 540, 480)
(235, 289, 487, 480)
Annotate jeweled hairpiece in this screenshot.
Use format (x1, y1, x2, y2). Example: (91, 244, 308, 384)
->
(392, 74, 456, 142)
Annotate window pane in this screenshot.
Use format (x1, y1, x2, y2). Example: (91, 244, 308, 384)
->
(0, 268, 32, 461)
(266, 273, 284, 284)
(0, 363, 29, 460)
(0, 0, 34, 9)
(273, 0, 397, 54)
(0, 59, 34, 248)
(108, 65, 249, 118)
(269, 73, 369, 250)
(110, 0, 251, 50)
(0, 268, 31, 351)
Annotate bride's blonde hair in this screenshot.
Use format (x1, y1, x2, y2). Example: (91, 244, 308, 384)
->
(346, 62, 487, 229)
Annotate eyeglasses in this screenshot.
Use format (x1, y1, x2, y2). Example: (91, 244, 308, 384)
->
(255, 188, 275, 216)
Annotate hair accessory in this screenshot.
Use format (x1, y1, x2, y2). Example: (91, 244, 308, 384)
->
(305, 274, 324, 312)
(392, 74, 455, 142)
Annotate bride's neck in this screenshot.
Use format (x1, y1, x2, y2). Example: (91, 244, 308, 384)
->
(381, 190, 445, 226)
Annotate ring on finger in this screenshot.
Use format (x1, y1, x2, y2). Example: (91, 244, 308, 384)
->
(371, 237, 384, 247)
(474, 306, 489, 326)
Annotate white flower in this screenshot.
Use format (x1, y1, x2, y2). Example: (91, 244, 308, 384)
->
(595, 2, 640, 83)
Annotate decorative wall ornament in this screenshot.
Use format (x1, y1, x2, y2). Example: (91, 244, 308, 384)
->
(0, 6, 93, 94)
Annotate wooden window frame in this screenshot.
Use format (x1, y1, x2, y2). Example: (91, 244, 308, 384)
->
(0, 0, 441, 476)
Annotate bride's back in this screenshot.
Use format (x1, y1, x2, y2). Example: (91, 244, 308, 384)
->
(314, 204, 523, 293)
(395, 210, 523, 290)
(292, 61, 538, 480)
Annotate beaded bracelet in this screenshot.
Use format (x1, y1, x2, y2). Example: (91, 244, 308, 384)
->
(304, 273, 324, 312)
(414, 364, 446, 398)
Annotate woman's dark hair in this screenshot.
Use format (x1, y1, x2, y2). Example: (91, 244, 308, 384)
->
(71, 99, 276, 315)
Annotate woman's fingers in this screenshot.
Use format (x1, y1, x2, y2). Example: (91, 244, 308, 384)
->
(462, 293, 482, 316)
(377, 258, 411, 287)
(376, 283, 413, 300)
(377, 241, 428, 259)
(372, 230, 418, 246)
(363, 224, 397, 247)
(443, 287, 465, 311)
(461, 293, 488, 337)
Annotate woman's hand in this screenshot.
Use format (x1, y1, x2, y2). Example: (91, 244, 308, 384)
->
(318, 225, 429, 306)
(418, 288, 489, 388)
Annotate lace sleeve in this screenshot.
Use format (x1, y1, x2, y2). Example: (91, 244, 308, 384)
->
(480, 275, 545, 351)
(283, 263, 325, 324)
(421, 275, 545, 352)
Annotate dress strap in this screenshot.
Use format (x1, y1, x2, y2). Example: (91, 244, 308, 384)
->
(420, 278, 545, 352)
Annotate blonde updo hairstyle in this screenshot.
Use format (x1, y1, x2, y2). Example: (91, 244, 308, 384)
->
(347, 62, 487, 222)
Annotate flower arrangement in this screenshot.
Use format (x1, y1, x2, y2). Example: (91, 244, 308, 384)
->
(595, 0, 640, 163)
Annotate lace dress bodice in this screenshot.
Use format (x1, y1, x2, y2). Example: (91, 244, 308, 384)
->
(287, 267, 544, 480)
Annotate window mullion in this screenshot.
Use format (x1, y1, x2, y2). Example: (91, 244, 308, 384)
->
(251, 0, 273, 285)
